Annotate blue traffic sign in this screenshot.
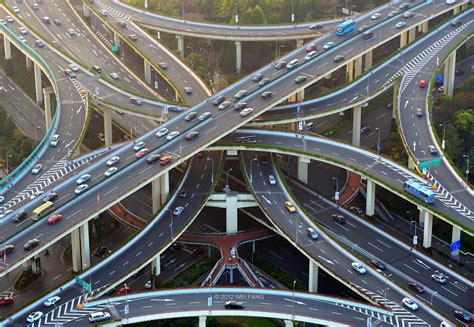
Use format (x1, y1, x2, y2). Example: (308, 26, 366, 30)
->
(450, 240, 460, 253)
(435, 75, 444, 84)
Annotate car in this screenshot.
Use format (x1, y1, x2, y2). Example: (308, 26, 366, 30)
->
(388, 10, 399, 17)
(252, 74, 263, 82)
(92, 65, 102, 73)
(44, 296, 60, 307)
(240, 108, 253, 117)
(305, 51, 317, 61)
(268, 175, 276, 185)
(403, 11, 415, 18)
(235, 89, 248, 100)
(351, 262, 367, 274)
(0, 196, 4, 203)
(166, 131, 180, 140)
(224, 301, 244, 309)
(184, 112, 198, 121)
(110, 72, 120, 80)
(233, 102, 247, 111)
(284, 201, 296, 213)
(184, 86, 193, 94)
(47, 214, 62, 225)
(105, 167, 118, 177)
(24, 239, 40, 251)
(323, 42, 335, 50)
(53, 19, 61, 25)
(437, 85, 444, 92)
(93, 246, 107, 257)
(198, 112, 212, 121)
(402, 297, 418, 310)
(260, 155, 269, 164)
(146, 153, 161, 164)
(106, 156, 120, 166)
(115, 286, 131, 295)
(416, 108, 423, 117)
(97, 133, 105, 142)
(309, 23, 323, 30)
(179, 189, 188, 198)
(418, 79, 427, 88)
(259, 78, 271, 87)
(370, 259, 387, 271)
(145, 280, 152, 289)
(74, 184, 88, 195)
(0, 245, 15, 257)
(408, 281, 424, 293)
(100, 9, 108, 16)
(454, 310, 472, 322)
(26, 311, 43, 323)
(395, 22, 406, 29)
(89, 311, 111, 323)
(135, 148, 150, 158)
(50, 134, 60, 147)
(307, 228, 319, 240)
(451, 19, 462, 27)
(128, 34, 137, 41)
(261, 91, 273, 99)
(294, 76, 307, 84)
(371, 13, 381, 19)
(133, 141, 145, 151)
(185, 131, 199, 140)
(332, 214, 346, 224)
(212, 95, 226, 106)
(32, 3, 39, 10)
(156, 128, 168, 138)
(173, 206, 184, 216)
(19, 36, 27, 44)
(158, 62, 167, 69)
(68, 63, 79, 72)
(428, 145, 438, 155)
(19, 26, 28, 35)
(64, 69, 76, 78)
(399, 2, 410, 9)
(13, 6, 20, 13)
(76, 174, 91, 185)
(43, 192, 58, 203)
(35, 40, 44, 48)
(274, 60, 287, 69)
(67, 29, 77, 36)
(334, 55, 345, 63)
(286, 59, 299, 69)
(129, 97, 143, 105)
(6, 16, 14, 23)
(431, 272, 447, 284)
(360, 126, 371, 134)
(32, 164, 43, 175)
(306, 43, 317, 52)
(358, 25, 369, 33)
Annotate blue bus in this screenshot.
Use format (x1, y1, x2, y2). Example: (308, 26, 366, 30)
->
(403, 180, 436, 204)
(336, 19, 356, 36)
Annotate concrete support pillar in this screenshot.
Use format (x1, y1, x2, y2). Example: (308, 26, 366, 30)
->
(199, 316, 206, 327)
(418, 208, 425, 226)
(400, 32, 408, 48)
(227, 149, 238, 156)
(366, 179, 375, 217)
(461, 3, 468, 10)
(284, 320, 294, 327)
(31, 256, 41, 275)
(346, 60, 354, 82)
(26, 57, 32, 70)
(308, 261, 318, 293)
(3, 37, 11, 60)
(354, 56, 363, 78)
(80, 222, 90, 270)
(160, 171, 170, 203)
(352, 106, 361, 146)
(297, 157, 310, 184)
(151, 254, 161, 276)
(364, 50, 373, 70)
(235, 41, 242, 74)
(144, 60, 152, 84)
(176, 35, 184, 58)
(71, 228, 81, 272)
(296, 39, 304, 48)
(43, 87, 53, 129)
(151, 172, 170, 212)
(418, 21, 428, 34)
(408, 27, 416, 43)
(103, 108, 112, 146)
(83, 5, 91, 17)
(451, 226, 461, 256)
(34, 63, 43, 105)
(226, 192, 238, 235)
(453, 5, 461, 14)
(420, 210, 433, 248)
(443, 50, 456, 97)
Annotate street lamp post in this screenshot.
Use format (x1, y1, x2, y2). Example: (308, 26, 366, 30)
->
(463, 155, 470, 183)
(234, 3, 239, 24)
(439, 124, 446, 150)
(207, 157, 214, 183)
(410, 219, 417, 249)
(165, 209, 173, 238)
(383, 273, 392, 306)
(250, 157, 257, 183)
(375, 127, 381, 155)
(224, 168, 233, 192)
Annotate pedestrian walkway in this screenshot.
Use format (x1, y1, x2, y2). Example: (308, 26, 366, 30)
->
(337, 171, 361, 205)
(108, 203, 145, 229)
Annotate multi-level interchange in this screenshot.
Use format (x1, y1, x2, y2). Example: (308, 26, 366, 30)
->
(0, 0, 472, 326)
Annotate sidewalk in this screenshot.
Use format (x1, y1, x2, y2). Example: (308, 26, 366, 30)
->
(337, 171, 362, 205)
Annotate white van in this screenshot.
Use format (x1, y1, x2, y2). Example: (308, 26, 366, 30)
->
(446, 0, 456, 4)
(286, 59, 299, 70)
(89, 311, 111, 322)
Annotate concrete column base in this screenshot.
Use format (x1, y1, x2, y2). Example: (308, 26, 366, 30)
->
(443, 51, 456, 97)
(176, 35, 184, 58)
(103, 108, 113, 146)
(43, 87, 54, 129)
(199, 316, 207, 327)
(71, 228, 81, 272)
(235, 41, 242, 73)
(80, 222, 90, 270)
(284, 320, 294, 327)
(364, 50, 373, 70)
(226, 192, 238, 235)
(420, 210, 433, 248)
(308, 261, 318, 293)
(34, 63, 43, 105)
(297, 157, 310, 184)
(451, 226, 461, 256)
(151, 254, 161, 276)
(144, 60, 152, 85)
(4, 37, 11, 60)
(152, 172, 170, 212)
(352, 106, 361, 146)
(366, 179, 375, 216)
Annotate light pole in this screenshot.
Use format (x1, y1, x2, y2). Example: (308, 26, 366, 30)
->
(207, 157, 214, 183)
(439, 124, 446, 150)
(365, 68, 370, 98)
(165, 209, 173, 238)
(291, 1, 295, 23)
(332, 176, 339, 201)
(234, 3, 238, 24)
(383, 273, 392, 306)
(187, 46, 194, 71)
(292, 280, 296, 321)
(463, 155, 470, 183)
(249, 157, 257, 183)
(375, 127, 381, 155)
(430, 291, 438, 305)
(224, 168, 233, 192)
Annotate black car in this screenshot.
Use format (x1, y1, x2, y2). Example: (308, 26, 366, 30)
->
(224, 301, 244, 309)
(294, 76, 307, 84)
(212, 95, 225, 106)
(261, 91, 273, 99)
(0, 245, 15, 257)
(454, 310, 471, 322)
(43, 192, 58, 203)
(360, 126, 371, 134)
(184, 112, 197, 121)
(370, 259, 386, 271)
(331, 214, 346, 224)
(408, 281, 424, 293)
(234, 102, 247, 111)
(179, 189, 188, 198)
(94, 246, 108, 257)
(13, 210, 28, 223)
(24, 239, 40, 251)
(260, 155, 269, 165)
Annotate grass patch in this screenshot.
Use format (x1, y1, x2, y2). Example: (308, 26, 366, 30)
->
(14, 268, 41, 291)
(207, 316, 280, 327)
(164, 257, 214, 288)
(250, 254, 305, 291)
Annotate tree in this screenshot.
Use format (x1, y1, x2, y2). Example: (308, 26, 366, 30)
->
(453, 109, 474, 133)
(445, 124, 463, 160)
(241, 4, 267, 24)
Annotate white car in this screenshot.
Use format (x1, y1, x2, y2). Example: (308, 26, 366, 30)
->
(323, 42, 335, 50)
(76, 174, 91, 185)
(105, 167, 118, 177)
(67, 28, 77, 36)
(43, 296, 61, 307)
(100, 9, 108, 16)
(26, 311, 43, 323)
(173, 206, 184, 216)
(110, 72, 120, 80)
(106, 156, 120, 166)
(50, 134, 59, 147)
(6, 16, 14, 23)
(133, 141, 145, 151)
(268, 175, 276, 185)
(68, 64, 79, 72)
(156, 128, 168, 138)
(144, 280, 152, 289)
(166, 131, 180, 140)
(304, 50, 317, 61)
(19, 26, 28, 35)
(371, 13, 381, 19)
(13, 6, 20, 13)
(0, 196, 4, 203)
(32, 164, 43, 175)
(431, 273, 447, 284)
(74, 184, 89, 195)
(402, 297, 418, 311)
(240, 108, 254, 117)
(351, 262, 367, 274)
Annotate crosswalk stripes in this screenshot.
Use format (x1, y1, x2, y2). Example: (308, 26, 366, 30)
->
(95, 0, 131, 21)
(332, 301, 394, 325)
(91, 26, 114, 49)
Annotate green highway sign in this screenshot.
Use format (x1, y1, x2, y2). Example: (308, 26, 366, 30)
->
(419, 157, 442, 170)
(112, 45, 119, 53)
(75, 276, 91, 292)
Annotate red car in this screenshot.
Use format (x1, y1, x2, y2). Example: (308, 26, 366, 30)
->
(306, 43, 317, 52)
(115, 286, 131, 295)
(418, 80, 427, 88)
(135, 148, 150, 158)
(47, 214, 62, 225)
(408, 281, 424, 293)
